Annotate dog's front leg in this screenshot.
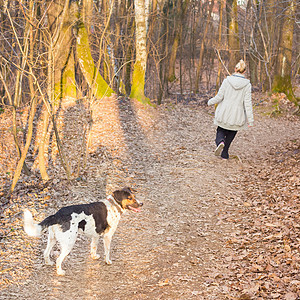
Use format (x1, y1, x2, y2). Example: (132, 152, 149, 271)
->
(103, 233, 113, 265)
(90, 236, 100, 260)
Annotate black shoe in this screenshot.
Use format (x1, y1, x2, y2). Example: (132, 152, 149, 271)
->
(221, 152, 229, 159)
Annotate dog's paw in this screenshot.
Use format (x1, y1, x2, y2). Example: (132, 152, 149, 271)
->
(105, 259, 112, 265)
(45, 258, 54, 266)
(56, 269, 66, 276)
(45, 257, 54, 266)
(91, 254, 100, 260)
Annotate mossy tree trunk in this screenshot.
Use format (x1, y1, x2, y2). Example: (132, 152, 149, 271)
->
(48, 0, 77, 101)
(76, 21, 114, 99)
(130, 0, 151, 104)
(272, 0, 298, 104)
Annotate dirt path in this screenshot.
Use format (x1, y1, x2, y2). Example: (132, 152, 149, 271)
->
(1, 97, 299, 299)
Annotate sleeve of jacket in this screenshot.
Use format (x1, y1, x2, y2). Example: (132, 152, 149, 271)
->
(244, 83, 254, 126)
(207, 79, 227, 106)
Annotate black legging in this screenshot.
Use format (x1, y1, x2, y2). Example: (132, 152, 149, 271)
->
(215, 126, 237, 159)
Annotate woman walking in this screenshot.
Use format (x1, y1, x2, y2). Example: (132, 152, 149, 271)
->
(208, 60, 254, 159)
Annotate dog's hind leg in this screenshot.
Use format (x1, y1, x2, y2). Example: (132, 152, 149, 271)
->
(55, 227, 78, 276)
(90, 236, 100, 260)
(56, 247, 72, 276)
(44, 227, 56, 265)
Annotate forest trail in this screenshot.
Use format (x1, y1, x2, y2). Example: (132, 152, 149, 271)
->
(1, 96, 299, 299)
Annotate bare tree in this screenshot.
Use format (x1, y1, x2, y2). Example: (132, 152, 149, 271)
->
(272, 0, 298, 103)
(130, 0, 151, 103)
(226, 0, 240, 72)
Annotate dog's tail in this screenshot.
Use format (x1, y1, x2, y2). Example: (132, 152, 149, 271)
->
(23, 209, 42, 237)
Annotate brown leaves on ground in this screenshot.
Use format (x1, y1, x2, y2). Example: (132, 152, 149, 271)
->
(0, 94, 299, 299)
(216, 140, 300, 299)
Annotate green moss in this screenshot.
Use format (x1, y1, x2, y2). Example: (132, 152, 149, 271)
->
(168, 74, 176, 83)
(54, 63, 76, 101)
(130, 61, 152, 105)
(272, 75, 299, 105)
(63, 65, 77, 98)
(54, 82, 61, 103)
(76, 23, 114, 99)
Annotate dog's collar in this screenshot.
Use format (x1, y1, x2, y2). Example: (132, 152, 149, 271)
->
(107, 195, 124, 214)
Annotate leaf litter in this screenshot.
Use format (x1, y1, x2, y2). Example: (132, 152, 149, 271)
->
(0, 94, 299, 299)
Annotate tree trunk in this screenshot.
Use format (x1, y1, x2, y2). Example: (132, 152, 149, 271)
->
(125, 0, 135, 96)
(38, 108, 50, 181)
(76, 21, 114, 99)
(82, 0, 93, 36)
(130, 0, 150, 104)
(11, 97, 37, 192)
(216, 0, 224, 90)
(226, 0, 240, 72)
(167, 0, 190, 83)
(195, 0, 214, 93)
(272, 0, 298, 103)
(158, 1, 169, 104)
(48, 0, 77, 101)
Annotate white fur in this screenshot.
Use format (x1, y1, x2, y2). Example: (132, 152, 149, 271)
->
(23, 188, 142, 276)
(24, 200, 123, 276)
(23, 209, 42, 237)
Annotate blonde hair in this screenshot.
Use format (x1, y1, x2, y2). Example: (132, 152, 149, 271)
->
(235, 60, 246, 73)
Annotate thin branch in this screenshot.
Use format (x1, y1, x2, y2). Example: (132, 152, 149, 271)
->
(214, 48, 231, 76)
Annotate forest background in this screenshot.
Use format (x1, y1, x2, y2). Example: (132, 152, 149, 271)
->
(0, 0, 299, 192)
(0, 1, 300, 298)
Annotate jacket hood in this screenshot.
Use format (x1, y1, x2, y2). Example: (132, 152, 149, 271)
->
(227, 74, 250, 90)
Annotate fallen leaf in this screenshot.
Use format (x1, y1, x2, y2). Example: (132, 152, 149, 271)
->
(250, 264, 264, 272)
(158, 278, 169, 287)
(269, 273, 281, 282)
(284, 292, 298, 300)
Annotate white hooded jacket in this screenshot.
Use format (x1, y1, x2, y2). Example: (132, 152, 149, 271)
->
(208, 74, 254, 131)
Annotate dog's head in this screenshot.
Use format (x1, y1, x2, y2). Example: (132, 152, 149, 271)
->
(112, 187, 143, 212)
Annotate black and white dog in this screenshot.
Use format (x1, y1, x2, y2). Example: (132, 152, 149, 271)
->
(24, 187, 142, 276)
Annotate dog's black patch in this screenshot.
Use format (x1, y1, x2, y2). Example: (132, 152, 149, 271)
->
(39, 202, 109, 234)
(78, 220, 87, 231)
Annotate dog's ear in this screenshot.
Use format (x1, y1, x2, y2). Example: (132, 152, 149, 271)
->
(113, 188, 136, 203)
(112, 190, 126, 203)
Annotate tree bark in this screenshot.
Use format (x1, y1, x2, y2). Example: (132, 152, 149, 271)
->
(272, 0, 298, 103)
(130, 0, 150, 104)
(76, 21, 114, 99)
(11, 97, 37, 192)
(195, 0, 214, 93)
(38, 108, 50, 181)
(226, 0, 240, 72)
(167, 0, 190, 83)
(48, 0, 77, 101)
(216, 0, 224, 90)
